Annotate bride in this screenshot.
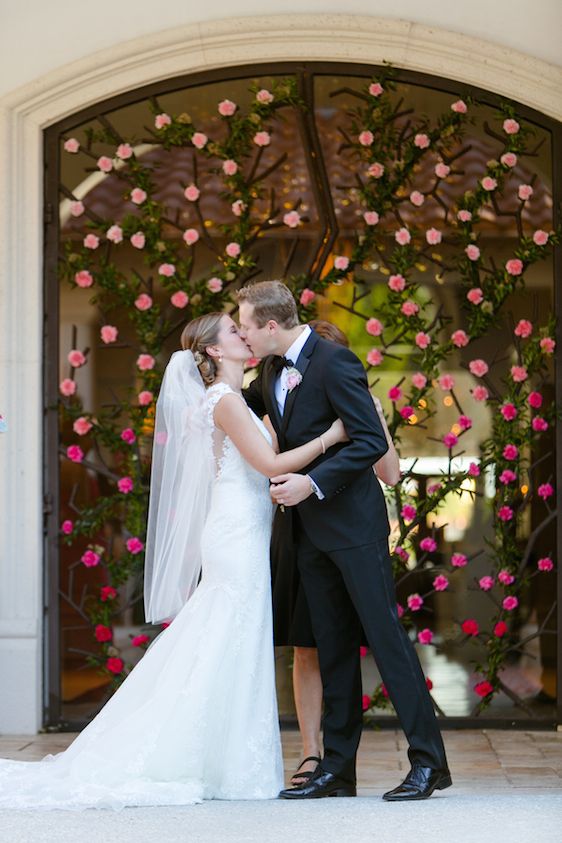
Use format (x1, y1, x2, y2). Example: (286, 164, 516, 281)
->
(0, 312, 347, 810)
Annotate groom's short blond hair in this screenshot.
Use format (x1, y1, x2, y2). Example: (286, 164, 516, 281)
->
(237, 280, 299, 328)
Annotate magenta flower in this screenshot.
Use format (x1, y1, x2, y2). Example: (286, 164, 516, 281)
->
(395, 547, 409, 564)
(459, 415, 472, 431)
(528, 391, 543, 408)
(100, 586, 117, 601)
(388, 386, 402, 402)
(497, 506, 514, 522)
(417, 629, 433, 645)
(400, 405, 415, 420)
(494, 621, 508, 638)
(432, 575, 449, 592)
(498, 570, 515, 585)
(401, 504, 417, 522)
(120, 428, 136, 445)
(407, 593, 424, 611)
(81, 549, 100, 567)
(106, 657, 124, 675)
(503, 595, 519, 611)
(118, 476, 134, 494)
(503, 444, 519, 461)
(366, 318, 383, 336)
(532, 417, 548, 432)
(132, 634, 150, 647)
(500, 403, 517, 421)
(451, 553, 468, 568)
(499, 470, 517, 485)
(95, 624, 112, 643)
(443, 432, 458, 449)
(461, 619, 479, 636)
(61, 520, 73, 535)
(468, 462, 480, 477)
(474, 680, 494, 698)
(362, 694, 371, 711)
(67, 445, 84, 463)
(126, 537, 144, 555)
(420, 537, 437, 553)
(479, 576, 495, 591)
(537, 557, 554, 572)
(537, 483, 554, 501)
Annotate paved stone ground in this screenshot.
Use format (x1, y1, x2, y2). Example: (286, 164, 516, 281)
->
(0, 729, 561, 842)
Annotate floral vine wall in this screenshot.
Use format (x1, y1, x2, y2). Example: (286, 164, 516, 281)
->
(55, 69, 558, 722)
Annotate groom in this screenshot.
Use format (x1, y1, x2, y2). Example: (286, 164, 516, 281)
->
(239, 280, 450, 801)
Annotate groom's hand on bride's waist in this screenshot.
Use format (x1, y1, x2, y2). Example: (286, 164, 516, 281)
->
(270, 473, 316, 506)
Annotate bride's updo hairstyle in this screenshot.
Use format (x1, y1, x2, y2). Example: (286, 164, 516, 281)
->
(181, 312, 224, 386)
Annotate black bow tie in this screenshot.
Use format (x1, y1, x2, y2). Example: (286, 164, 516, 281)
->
(271, 356, 295, 374)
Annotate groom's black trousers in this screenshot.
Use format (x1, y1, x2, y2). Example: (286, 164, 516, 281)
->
(295, 519, 447, 783)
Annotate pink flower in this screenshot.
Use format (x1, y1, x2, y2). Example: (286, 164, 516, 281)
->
(474, 680, 494, 698)
(506, 258, 523, 277)
(137, 353, 155, 371)
(457, 209, 472, 222)
(118, 476, 134, 494)
(400, 405, 415, 420)
(73, 416, 92, 436)
(395, 547, 409, 564)
(426, 227, 442, 245)
(465, 244, 480, 261)
(510, 365, 528, 383)
(366, 318, 383, 336)
(499, 469, 517, 484)
(388, 386, 402, 402)
(83, 234, 100, 250)
(532, 417, 548, 432)
(283, 210, 301, 228)
(100, 586, 117, 601)
(503, 118, 520, 134)
(451, 329, 469, 347)
(514, 319, 533, 338)
(433, 575, 449, 592)
(407, 593, 424, 611)
(299, 288, 316, 307)
(497, 506, 514, 522)
(135, 293, 152, 311)
(106, 657, 124, 675)
(253, 131, 271, 147)
(503, 596, 519, 611)
(130, 232, 146, 249)
(116, 143, 133, 160)
(443, 432, 458, 449)
(99, 325, 117, 345)
(232, 199, 246, 217)
(451, 100, 467, 113)
(411, 372, 427, 389)
(207, 277, 223, 293)
(472, 386, 489, 402)
(362, 694, 371, 711)
(184, 184, 200, 202)
(63, 137, 80, 153)
(462, 619, 479, 636)
(438, 374, 455, 391)
(59, 378, 76, 397)
(95, 624, 112, 643)
(402, 301, 420, 318)
(528, 391, 543, 408)
(498, 570, 515, 585)
(467, 287, 484, 305)
(75, 269, 94, 288)
(395, 227, 411, 246)
(360, 646, 369, 658)
(132, 634, 150, 647)
(537, 557, 554, 572)
(81, 549, 100, 567)
(222, 159, 238, 176)
(131, 188, 147, 204)
(366, 348, 383, 366)
(158, 263, 176, 278)
(500, 402, 518, 421)
(494, 621, 507, 639)
(106, 224, 123, 244)
(256, 89, 274, 103)
(70, 200, 84, 217)
(154, 113, 172, 129)
(468, 462, 480, 477)
(451, 553, 468, 568)
(481, 176, 497, 191)
(183, 228, 199, 246)
(533, 229, 549, 246)
(420, 537, 437, 553)
(171, 290, 189, 308)
(121, 428, 136, 445)
(538, 483, 554, 500)
(401, 504, 417, 522)
(226, 242, 241, 258)
(334, 256, 350, 271)
(459, 415, 472, 430)
(138, 390, 154, 406)
(418, 629, 433, 645)
(518, 184, 533, 201)
(501, 445, 519, 464)
(414, 133, 430, 149)
(410, 191, 425, 206)
(469, 359, 488, 377)
(218, 99, 237, 116)
(358, 130, 374, 146)
(97, 156, 113, 173)
(192, 132, 208, 149)
(61, 519, 73, 534)
(388, 274, 406, 292)
(479, 576, 495, 591)
(367, 162, 384, 179)
(68, 349, 86, 368)
(540, 337, 555, 354)
(369, 82, 384, 97)
(126, 537, 144, 555)
(363, 210, 379, 225)
(435, 162, 450, 179)
(500, 152, 517, 167)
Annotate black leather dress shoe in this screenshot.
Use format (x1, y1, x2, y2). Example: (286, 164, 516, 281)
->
(382, 765, 452, 801)
(279, 769, 356, 799)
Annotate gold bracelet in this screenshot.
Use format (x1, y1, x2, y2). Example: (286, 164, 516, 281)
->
(319, 435, 326, 455)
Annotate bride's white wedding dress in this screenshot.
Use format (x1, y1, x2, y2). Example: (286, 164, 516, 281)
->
(0, 383, 284, 810)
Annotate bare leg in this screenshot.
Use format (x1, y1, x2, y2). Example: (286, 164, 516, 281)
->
(291, 646, 323, 783)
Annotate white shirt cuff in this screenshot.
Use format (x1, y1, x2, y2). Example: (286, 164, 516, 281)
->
(308, 475, 325, 500)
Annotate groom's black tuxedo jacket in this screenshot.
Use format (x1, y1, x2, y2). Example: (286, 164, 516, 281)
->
(243, 330, 390, 552)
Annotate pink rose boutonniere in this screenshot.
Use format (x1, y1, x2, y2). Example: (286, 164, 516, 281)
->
(285, 367, 302, 393)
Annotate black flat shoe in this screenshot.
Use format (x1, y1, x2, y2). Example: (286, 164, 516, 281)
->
(280, 769, 356, 799)
(382, 765, 452, 801)
(290, 755, 322, 786)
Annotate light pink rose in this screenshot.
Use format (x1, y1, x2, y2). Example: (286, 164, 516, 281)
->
(369, 82, 384, 97)
(232, 199, 247, 217)
(528, 391, 543, 408)
(130, 232, 146, 249)
(75, 269, 94, 288)
(286, 371, 302, 391)
(451, 329, 469, 347)
(367, 162, 385, 179)
(500, 403, 517, 421)
(192, 132, 208, 149)
(414, 133, 430, 149)
(481, 176, 497, 191)
(366, 318, 383, 336)
(498, 569, 515, 584)
(59, 378, 76, 397)
(410, 191, 425, 207)
(411, 372, 427, 389)
(116, 143, 133, 160)
(158, 263, 176, 277)
(451, 100, 467, 113)
(130, 188, 147, 204)
(537, 557, 554, 572)
(226, 242, 241, 258)
(138, 390, 154, 406)
(503, 118, 520, 135)
(401, 300, 419, 317)
(438, 374, 455, 391)
(253, 131, 271, 147)
(358, 130, 374, 146)
(503, 595, 519, 611)
(469, 358, 489, 377)
(426, 227, 442, 245)
(435, 162, 450, 179)
(472, 385, 489, 401)
(518, 184, 533, 201)
(137, 353, 155, 371)
(100, 325, 118, 344)
(388, 274, 406, 292)
(184, 184, 200, 202)
(514, 319, 532, 338)
(106, 224, 123, 244)
(73, 416, 92, 436)
(67, 444, 84, 463)
(500, 152, 517, 167)
(154, 113, 172, 129)
(135, 293, 152, 311)
(283, 210, 301, 228)
(418, 629, 433, 645)
(222, 159, 238, 176)
(81, 549, 100, 567)
(503, 443, 519, 460)
(506, 258, 523, 276)
(256, 89, 274, 103)
(207, 277, 223, 293)
(540, 337, 555, 354)
(415, 331, 430, 349)
(218, 99, 237, 116)
(433, 574, 449, 592)
(171, 291, 189, 308)
(457, 209, 473, 222)
(183, 228, 199, 246)
(443, 432, 458, 449)
(388, 386, 402, 402)
(533, 230, 549, 246)
(68, 349, 86, 367)
(499, 469, 517, 484)
(299, 288, 315, 307)
(532, 416, 548, 432)
(451, 552, 468, 568)
(126, 537, 144, 555)
(395, 227, 411, 246)
(467, 287, 484, 305)
(70, 201, 84, 217)
(363, 210, 380, 225)
(63, 137, 80, 153)
(465, 244, 480, 261)
(407, 593, 424, 611)
(366, 348, 383, 366)
(118, 476, 134, 494)
(121, 428, 136, 444)
(97, 156, 113, 173)
(334, 256, 350, 271)
(84, 233, 100, 250)
(479, 576, 495, 591)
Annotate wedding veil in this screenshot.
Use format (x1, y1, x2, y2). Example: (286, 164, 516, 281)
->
(144, 350, 214, 624)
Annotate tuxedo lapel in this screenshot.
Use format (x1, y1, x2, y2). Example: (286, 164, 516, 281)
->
(264, 358, 283, 431)
(280, 331, 319, 433)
